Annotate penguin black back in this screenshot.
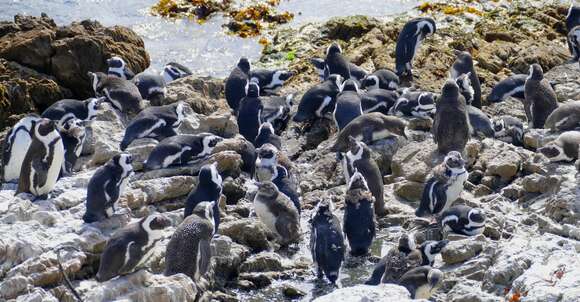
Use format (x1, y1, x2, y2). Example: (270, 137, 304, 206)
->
(324, 43, 351, 80)
(225, 57, 251, 112)
(184, 163, 222, 230)
(237, 81, 263, 144)
(343, 171, 376, 256)
(451, 51, 481, 108)
(432, 80, 470, 154)
(293, 74, 342, 122)
(310, 200, 345, 284)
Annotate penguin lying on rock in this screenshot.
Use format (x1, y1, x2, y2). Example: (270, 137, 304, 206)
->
(143, 133, 223, 170)
(493, 116, 524, 146)
(330, 113, 407, 153)
(250, 69, 294, 95)
(310, 57, 367, 82)
(440, 205, 486, 236)
(398, 266, 444, 299)
(41, 97, 103, 130)
(391, 89, 436, 118)
(88, 71, 143, 115)
(538, 131, 580, 162)
(310, 199, 345, 285)
(365, 233, 422, 285)
(362, 69, 399, 91)
(293, 75, 342, 123)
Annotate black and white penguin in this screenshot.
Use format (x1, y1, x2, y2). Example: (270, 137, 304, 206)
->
(324, 43, 351, 81)
(455, 73, 475, 106)
(544, 101, 580, 132)
(88, 72, 143, 115)
(416, 151, 467, 218)
(162, 62, 192, 83)
(492, 116, 524, 146)
(524, 64, 559, 129)
(237, 81, 264, 144)
(333, 79, 363, 131)
(398, 266, 444, 299)
(432, 80, 470, 154)
(418, 240, 449, 266)
(362, 69, 400, 91)
(343, 170, 376, 256)
(293, 74, 342, 122)
(254, 181, 301, 246)
(132, 72, 167, 104)
(538, 131, 580, 162)
(249, 69, 294, 95)
(59, 118, 87, 176)
(391, 90, 436, 118)
(16, 119, 64, 199)
(467, 105, 495, 138)
(342, 137, 385, 216)
(260, 94, 293, 134)
(225, 57, 251, 112)
(486, 74, 527, 103)
(106, 56, 135, 80)
(184, 163, 222, 230)
(395, 17, 436, 79)
(96, 214, 171, 281)
(309, 199, 345, 285)
(2, 114, 41, 183)
(450, 51, 481, 108)
(271, 165, 301, 213)
(144, 133, 223, 170)
(366, 233, 422, 285)
(83, 153, 134, 223)
(165, 202, 214, 281)
(440, 205, 486, 236)
(567, 4, 580, 57)
(120, 102, 186, 150)
(254, 122, 282, 149)
(330, 113, 407, 153)
(41, 97, 103, 129)
(254, 144, 299, 211)
(361, 89, 399, 115)
(310, 57, 367, 82)
(569, 25, 580, 61)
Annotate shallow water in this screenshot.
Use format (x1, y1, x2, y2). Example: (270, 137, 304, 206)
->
(0, 0, 418, 77)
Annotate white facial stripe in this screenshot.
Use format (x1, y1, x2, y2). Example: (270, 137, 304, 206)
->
(91, 73, 99, 93)
(348, 171, 368, 190)
(428, 181, 437, 212)
(198, 136, 216, 158)
(346, 142, 364, 164)
(546, 145, 573, 162)
(441, 215, 459, 226)
(363, 102, 387, 113)
(316, 96, 333, 117)
(108, 66, 125, 79)
(367, 75, 379, 90)
(174, 103, 185, 127)
(162, 147, 190, 168)
(210, 163, 222, 187)
(554, 117, 570, 129)
(142, 215, 165, 251)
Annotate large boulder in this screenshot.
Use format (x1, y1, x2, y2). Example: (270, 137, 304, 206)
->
(163, 76, 229, 114)
(312, 284, 416, 302)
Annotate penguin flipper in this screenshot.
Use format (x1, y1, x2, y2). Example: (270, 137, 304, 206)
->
(119, 241, 143, 275)
(196, 238, 212, 279)
(32, 159, 49, 191)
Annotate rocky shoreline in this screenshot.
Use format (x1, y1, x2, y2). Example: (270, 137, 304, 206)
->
(1, 0, 580, 302)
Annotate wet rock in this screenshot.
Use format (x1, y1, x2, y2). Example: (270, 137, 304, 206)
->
(126, 138, 158, 171)
(163, 76, 228, 114)
(313, 284, 414, 302)
(521, 173, 560, 194)
(219, 218, 271, 252)
(442, 236, 485, 265)
(446, 280, 502, 302)
(212, 235, 250, 287)
(281, 284, 306, 299)
(238, 273, 272, 289)
(523, 129, 558, 150)
(240, 252, 283, 273)
(321, 15, 380, 41)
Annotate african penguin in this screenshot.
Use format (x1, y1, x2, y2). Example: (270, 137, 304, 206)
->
(538, 131, 580, 162)
(486, 74, 527, 103)
(395, 17, 436, 80)
(106, 56, 135, 80)
(16, 119, 64, 199)
(455, 72, 475, 106)
(255, 143, 281, 183)
(492, 116, 524, 146)
(398, 266, 444, 299)
(310, 57, 367, 82)
(237, 81, 264, 144)
(567, 4, 580, 57)
(131, 72, 167, 105)
(330, 113, 407, 153)
(184, 163, 223, 231)
(271, 165, 301, 213)
(83, 154, 134, 223)
(366, 233, 422, 285)
(96, 214, 171, 281)
(2, 114, 41, 183)
(524, 64, 559, 128)
(120, 102, 186, 150)
(59, 118, 87, 177)
(362, 69, 400, 91)
(324, 43, 351, 80)
(165, 202, 215, 281)
(253, 144, 299, 211)
(309, 199, 345, 285)
(343, 170, 376, 256)
(41, 97, 103, 129)
(544, 101, 580, 132)
(333, 79, 363, 131)
(254, 121, 282, 150)
(360, 89, 399, 115)
(432, 80, 470, 154)
(162, 62, 192, 83)
(391, 90, 436, 118)
(450, 51, 481, 108)
(416, 151, 468, 218)
(253, 181, 301, 246)
(467, 105, 495, 138)
(293, 74, 342, 122)
(88, 71, 143, 115)
(260, 94, 293, 134)
(440, 205, 486, 236)
(225, 57, 251, 112)
(144, 133, 222, 170)
(341, 137, 386, 216)
(419, 240, 449, 266)
(249, 69, 294, 95)
(569, 25, 580, 61)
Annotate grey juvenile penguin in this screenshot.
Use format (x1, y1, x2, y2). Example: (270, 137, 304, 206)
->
(538, 131, 580, 162)
(544, 101, 580, 132)
(524, 64, 558, 128)
(330, 113, 407, 153)
(432, 80, 470, 154)
(398, 266, 444, 299)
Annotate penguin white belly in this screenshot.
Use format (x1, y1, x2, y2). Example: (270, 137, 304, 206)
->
(34, 140, 65, 196)
(413, 284, 434, 299)
(445, 172, 468, 209)
(3, 131, 33, 182)
(254, 200, 277, 234)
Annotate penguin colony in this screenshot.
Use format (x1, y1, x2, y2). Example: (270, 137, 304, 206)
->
(2, 4, 580, 301)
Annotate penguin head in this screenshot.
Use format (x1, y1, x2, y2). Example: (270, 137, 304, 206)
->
(492, 118, 506, 134)
(162, 62, 192, 82)
(203, 135, 223, 151)
(327, 74, 344, 89)
(275, 70, 294, 82)
(237, 57, 251, 74)
(35, 118, 57, 137)
(419, 240, 449, 266)
(256, 181, 279, 200)
(420, 18, 437, 35)
(441, 79, 460, 98)
(468, 208, 486, 225)
(455, 73, 474, 100)
(326, 43, 342, 56)
(444, 151, 465, 170)
(392, 97, 409, 116)
(113, 153, 134, 174)
(86, 97, 105, 120)
(427, 268, 444, 291)
(347, 169, 369, 191)
(258, 121, 275, 136)
(246, 80, 260, 97)
(61, 118, 86, 138)
(417, 92, 435, 107)
(106, 56, 126, 69)
(312, 199, 335, 220)
(87, 71, 105, 94)
(398, 233, 416, 253)
(141, 214, 171, 232)
(256, 143, 278, 163)
(340, 79, 359, 93)
(453, 50, 473, 66)
(362, 75, 379, 90)
(199, 163, 223, 189)
(528, 64, 544, 81)
(191, 201, 216, 225)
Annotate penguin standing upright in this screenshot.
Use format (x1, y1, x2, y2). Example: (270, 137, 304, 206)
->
(225, 57, 251, 112)
(538, 131, 580, 162)
(524, 64, 559, 129)
(293, 75, 342, 122)
(88, 72, 143, 115)
(450, 51, 481, 108)
(333, 79, 363, 131)
(342, 137, 385, 216)
(324, 43, 351, 80)
(362, 69, 400, 91)
(16, 119, 64, 199)
(59, 118, 87, 176)
(165, 202, 215, 282)
(486, 74, 527, 103)
(416, 151, 468, 217)
(395, 17, 436, 81)
(343, 171, 376, 256)
(41, 97, 103, 129)
(398, 266, 444, 299)
(440, 205, 486, 236)
(432, 80, 470, 154)
(253, 181, 301, 246)
(96, 214, 171, 281)
(2, 114, 41, 183)
(144, 133, 223, 170)
(106, 56, 135, 80)
(310, 200, 345, 285)
(237, 81, 264, 144)
(254, 122, 282, 149)
(366, 233, 422, 285)
(249, 69, 294, 95)
(83, 154, 134, 223)
(120, 102, 186, 150)
(567, 4, 580, 57)
(184, 163, 223, 230)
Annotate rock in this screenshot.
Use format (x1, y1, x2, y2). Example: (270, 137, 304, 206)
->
(163, 76, 228, 114)
(212, 235, 250, 287)
(544, 62, 580, 101)
(446, 280, 502, 302)
(521, 173, 560, 194)
(87, 103, 125, 166)
(281, 284, 306, 299)
(240, 252, 283, 273)
(321, 15, 380, 41)
(312, 284, 414, 302)
(523, 129, 558, 150)
(121, 176, 196, 209)
(407, 117, 433, 131)
(393, 180, 424, 202)
(442, 236, 485, 265)
(368, 137, 405, 175)
(391, 140, 438, 183)
(219, 218, 271, 252)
